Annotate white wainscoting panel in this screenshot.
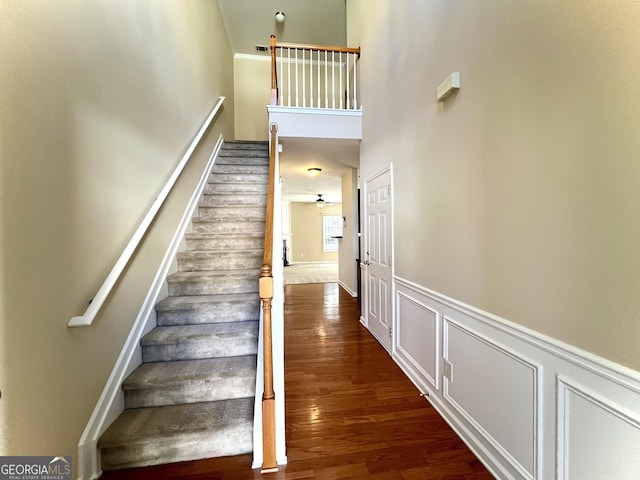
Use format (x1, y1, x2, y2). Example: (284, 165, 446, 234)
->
(390, 276, 640, 480)
(444, 318, 539, 480)
(395, 291, 440, 391)
(557, 376, 640, 480)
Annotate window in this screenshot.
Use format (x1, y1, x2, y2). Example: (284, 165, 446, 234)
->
(323, 215, 343, 252)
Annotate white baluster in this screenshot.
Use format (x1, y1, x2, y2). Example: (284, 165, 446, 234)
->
(302, 49, 306, 108)
(332, 51, 336, 109)
(279, 47, 284, 106)
(317, 50, 321, 108)
(308, 49, 311, 107)
(353, 53, 357, 110)
(345, 52, 350, 110)
(297, 49, 300, 107)
(324, 50, 328, 108)
(339, 52, 343, 110)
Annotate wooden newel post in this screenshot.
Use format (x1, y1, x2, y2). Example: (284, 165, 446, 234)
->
(260, 264, 277, 472)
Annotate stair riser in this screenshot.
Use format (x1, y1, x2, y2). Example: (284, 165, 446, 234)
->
(219, 150, 269, 158)
(223, 142, 269, 150)
(209, 173, 268, 184)
(124, 376, 255, 409)
(156, 301, 260, 326)
(177, 255, 262, 271)
(198, 206, 266, 218)
(185, 236, 263, 251)
(168, 279, 258, 296)
(204, 182, 267, 194)
(100, 427, 252, 470)
(201, 194, 267, 206)
(211, 164, 269, 175)
(192, 221, 265, 234)
(142, 339, 258, 363)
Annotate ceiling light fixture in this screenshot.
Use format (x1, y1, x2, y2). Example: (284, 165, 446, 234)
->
(275, 11, 286, 23)
(307, 168, 321, 177)
(316, 194, 325, 209)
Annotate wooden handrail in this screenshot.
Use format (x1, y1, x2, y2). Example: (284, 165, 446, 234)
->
(260, 123, 278, 473)
(275, 40, 361, 57)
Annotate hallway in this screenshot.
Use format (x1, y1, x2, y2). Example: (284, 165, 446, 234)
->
(101, 283, 493, 479)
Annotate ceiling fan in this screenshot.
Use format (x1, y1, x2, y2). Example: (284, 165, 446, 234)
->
(315, 194, 333, 209)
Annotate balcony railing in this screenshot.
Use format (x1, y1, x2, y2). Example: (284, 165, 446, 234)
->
(270, 35, 361, 110)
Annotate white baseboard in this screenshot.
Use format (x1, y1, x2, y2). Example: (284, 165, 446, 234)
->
(338, 280, 357, 297)
(387, 275, 640, 480)
(76, 135, 224, 480)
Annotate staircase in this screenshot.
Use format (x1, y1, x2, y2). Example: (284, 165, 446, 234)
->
(98, 141, 269, 470)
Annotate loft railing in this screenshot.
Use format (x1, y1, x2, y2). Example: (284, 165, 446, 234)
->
(259, 123, 278, 473)
(270, 35, 361, 110)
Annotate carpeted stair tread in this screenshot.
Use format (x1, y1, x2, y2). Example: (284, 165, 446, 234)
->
(123, 355, 257, 408)
(201, 193, 267, 205)
(177, 250, 263, 272)
(98, 398, 254, 469)
(222, 140, 268, 149)
(184, 233, 264, 251)
(204, 181, 267, 195)
(197, 205, 266, 219)
(141, 322, 258, 362)
(211, 164, 269, 174)
(191, 218, 265, 234)
(142, 322, 258, 346)
(156, 294, 259, 326)
(209, 172, 269, 183)
(167, 269, 260, 296)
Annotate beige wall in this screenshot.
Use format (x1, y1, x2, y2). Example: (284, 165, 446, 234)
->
(290, 203, 341, 263)
(348, 0, 640, 370)
(0, 0, 233, 465)
(339, 169, 359, 294)
(234, 55, 271, 141)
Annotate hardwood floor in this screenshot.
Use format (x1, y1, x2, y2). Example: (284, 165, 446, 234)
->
(100, 283, 493, 479)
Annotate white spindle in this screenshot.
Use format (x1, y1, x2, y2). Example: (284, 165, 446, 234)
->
(324, 51, 328, 108)
(309, 50, 312, 107)
(295, 48, 299, 107)
(331, 51, 336, 109)
(287, 48, 291, 107)
(279, 47, 284, 106)
(302, 49, 306, 107)
(339, 52, 343, 109)
(346, 53, 350, 110)
(353, 53, 357, 110)
(317, 50, 321, 108)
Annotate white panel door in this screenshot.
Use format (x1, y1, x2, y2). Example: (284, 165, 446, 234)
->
(364, 169, 392, 351)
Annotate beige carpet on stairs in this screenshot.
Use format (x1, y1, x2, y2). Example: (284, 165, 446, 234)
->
(284, 262, 338, 284)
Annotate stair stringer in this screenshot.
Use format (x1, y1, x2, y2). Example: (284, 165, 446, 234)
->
(76, 134, 224, 480)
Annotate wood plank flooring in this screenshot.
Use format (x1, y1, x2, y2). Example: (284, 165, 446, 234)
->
(100, 283, 493, 479)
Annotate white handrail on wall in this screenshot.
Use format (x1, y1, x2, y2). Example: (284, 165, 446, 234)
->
(68, 96, 226, 328)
